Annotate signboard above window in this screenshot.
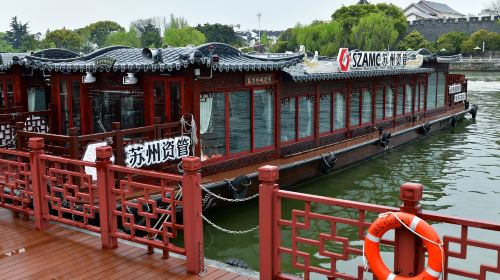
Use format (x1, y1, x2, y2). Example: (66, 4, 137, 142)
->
(244, 74, 273, 86)
(94, 57, 116, 68)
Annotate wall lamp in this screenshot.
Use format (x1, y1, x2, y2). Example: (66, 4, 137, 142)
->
(82, 72, 96, 83)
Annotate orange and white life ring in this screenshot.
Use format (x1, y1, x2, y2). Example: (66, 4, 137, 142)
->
(364, 212, 443, 280)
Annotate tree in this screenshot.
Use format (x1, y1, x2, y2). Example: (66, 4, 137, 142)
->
(43, 29, 83, 51)
(0, 32, 15, 52)
(437, 32, 468, 54)
(132, 18, 163, 48)
(487, 0, 500, 16)
(397, 31, 433, 51)
(4, 16, 39, 51)
(163, 15, 206, 47)
(350, 13, 398, 51)
(461, 29, 500, 54)
(195, 23, 241, 45)
(104, 26, 141, 47)
(80, 21, 125, 48)
(260, 32, 269, 47)
(374, 3, 408, 39)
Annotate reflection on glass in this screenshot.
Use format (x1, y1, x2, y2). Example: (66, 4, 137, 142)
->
(334, 93, 345, 130)
(229, 90, 251, 154)
(319, 94, 332, 133)
(72, 81, 81, 131)
(153, 81, 166, 123)
(376, 88, 384, 120)
(6, 80, 13, 107)
(299, 96, 314, 138)
(281, 98, 296, 142)
(397, 85, 404, 115)
(60, 80, 69, 135)
(362, 89, 372, 124)
(350, 90, 360, 127)
(170, 82, 182, 121)
(254, 89, 274, 149)
(0, 82, 3, 107)
(437, 72, 446, 108)
(427, 72, 437, 109)
(27, 88, 47, 112)
(419, 83, 425, 111)
(386, 87, 394, 118)
(200, 92, 226, 160)
(406, 84, 413, 114)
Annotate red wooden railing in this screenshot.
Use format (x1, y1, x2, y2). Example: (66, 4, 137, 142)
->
(0, 109, 52, 147)
(258, 165, 500, 280)
(0, 137, 204, 274)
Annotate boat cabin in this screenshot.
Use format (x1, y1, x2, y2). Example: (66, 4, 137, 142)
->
(0, 44, 467, 174)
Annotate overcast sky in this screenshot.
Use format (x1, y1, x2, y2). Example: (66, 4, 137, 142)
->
(0, 0, 494, 34)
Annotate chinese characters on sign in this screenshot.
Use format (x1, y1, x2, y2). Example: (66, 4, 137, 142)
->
(94, 56, 116, 68)
(449, 83, 463, 94)
(244, 74, 273, 86)
(337, 48, 417, 72)
(453, 92, 467, 103)
(124, 136, 191, 168)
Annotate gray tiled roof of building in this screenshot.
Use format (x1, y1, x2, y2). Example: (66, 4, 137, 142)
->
(420, 1, 465, 16)
(0, 43, 303, 72)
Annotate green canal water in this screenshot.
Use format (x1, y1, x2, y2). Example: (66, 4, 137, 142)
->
(202, 72, 500, 278)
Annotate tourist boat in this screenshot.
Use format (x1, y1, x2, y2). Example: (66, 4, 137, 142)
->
(0, 43, 474, 210)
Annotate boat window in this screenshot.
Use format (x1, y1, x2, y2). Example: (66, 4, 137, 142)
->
(153, 81, 166, 123)
(362, 89, 372, 124)
(319, 93, 332, 134)
(333, 93, 346, 130)
(0, 81, 3, 107)
(405, 84, 413, 114)
(419, 83, 425, 112)
(5, 80, 14, 107)
(254, 89, 274, 149)
(170, 82, 182, 122)
(385, 87, 394, 119)
(229, 90, 251, 154)
(299, 96, 314, 138)
(350, 90, 360, 127)
(376, 87, 384, 120)
(27, 87, 47, 112)
(436, 72, 446, 108)
(396, 85, 404, 116)
(281, 97, 296, 142)
(427, 72, 437, 109)
(72, 81, 81, 131)
(200, 92, 226, 160)
(60, 80, 69, 135)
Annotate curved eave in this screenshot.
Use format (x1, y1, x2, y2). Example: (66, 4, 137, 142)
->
(286, 68, 434, 83)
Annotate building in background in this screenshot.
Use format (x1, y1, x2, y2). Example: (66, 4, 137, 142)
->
(404, 1, 465, 22)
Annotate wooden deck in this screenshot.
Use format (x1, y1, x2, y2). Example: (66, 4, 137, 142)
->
(0, 208, 253, 280)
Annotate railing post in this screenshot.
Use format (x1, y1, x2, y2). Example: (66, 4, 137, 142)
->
(259, 165, 280, 280)
(96, 146, 117, 249)
(182, 156, 203, 274)
(29, 137, 50, 231)
(395, 183, 425, 277)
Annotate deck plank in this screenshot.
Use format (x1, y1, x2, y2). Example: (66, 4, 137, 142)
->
(0, 207, 253, 280)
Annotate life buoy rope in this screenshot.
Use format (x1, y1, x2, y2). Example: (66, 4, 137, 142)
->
(363, 212, 444, 280)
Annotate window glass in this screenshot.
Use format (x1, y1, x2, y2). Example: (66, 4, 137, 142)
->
(362, 89, 372, 124)
(229, 90, 251, 154)
(153, 81, 166, 123)
(397, 85, 404, 115)
(419, 83, 425, 111)
(0, 81, 3, 107)
(385, 87, 394, 119)
(200, 92, 226, 160)
(427, 73, 437, 109)
(350, 90, 360, 127)
(6, 80, 13, 107)
(376, 87, 384, 120)
(170, 82, 182, 121)
(319, 93, 332, 133)
(405, 84, 413, 114)
(436, 72, 446, 107)
(299, 96, 314, 138)
(334, 93, 346, 130)
(91, 90, 144, 133)
(254, 89, 274, 149)
(28, 88, 47, 112)
(280, 98, 296, 142)
(60, 80, 69, 135)
(72, 81, 81, 131)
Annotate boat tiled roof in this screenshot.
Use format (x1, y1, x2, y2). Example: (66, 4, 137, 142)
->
(0, 43, 303, 72)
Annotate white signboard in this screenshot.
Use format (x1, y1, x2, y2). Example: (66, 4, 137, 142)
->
(337, 48, 421, 73)
(449, 84, 463, 94)
(125, 136, 191, 168)
(454, 92, 467, 103)
(82, 142, 115, 181)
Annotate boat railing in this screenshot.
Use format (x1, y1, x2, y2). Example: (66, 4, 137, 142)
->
(0, 108, 52, 147)
(0, 138, 204, 274)
(257, 165, 500, 280)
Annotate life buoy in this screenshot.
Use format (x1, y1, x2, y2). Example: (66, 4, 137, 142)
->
(364, 212, 443, 280)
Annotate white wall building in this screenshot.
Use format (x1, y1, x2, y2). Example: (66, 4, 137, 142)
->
(404, 1, 465, 22)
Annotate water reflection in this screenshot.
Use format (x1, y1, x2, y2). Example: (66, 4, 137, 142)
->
(203, 72, 500, 276)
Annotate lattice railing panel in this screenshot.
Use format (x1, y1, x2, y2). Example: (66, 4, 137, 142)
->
(0, 149, 32, 215)
(40, 154, 100, 232)
(108, 165, 185, 254)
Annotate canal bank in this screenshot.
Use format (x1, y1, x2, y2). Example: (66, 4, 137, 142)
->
(450, 60, 500, 71)
(202, 71, 500, 275)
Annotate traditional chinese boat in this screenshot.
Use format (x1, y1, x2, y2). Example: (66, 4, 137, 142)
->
(0, 43, 474, 211)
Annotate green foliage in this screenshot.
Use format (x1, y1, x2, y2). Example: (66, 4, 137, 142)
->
(437, 32, 467, 54)
(396, 31, 433, 51)
(165, 14, 189, 29)
(350, 13, 398, 50)
(0, 32, 15, 52)
(43, 29, 83, 51)
(132, 18, 162, 48)
(163, 15, 206, 47)
(332, 3, 407, 40)
(195, 23, 241, 45)
(461, 29, 500, 54)
(260, 32, 269, 47)
(80, 21, 125, 48)
(104, 26, 141, 48)
(4, 16, 39, 51)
